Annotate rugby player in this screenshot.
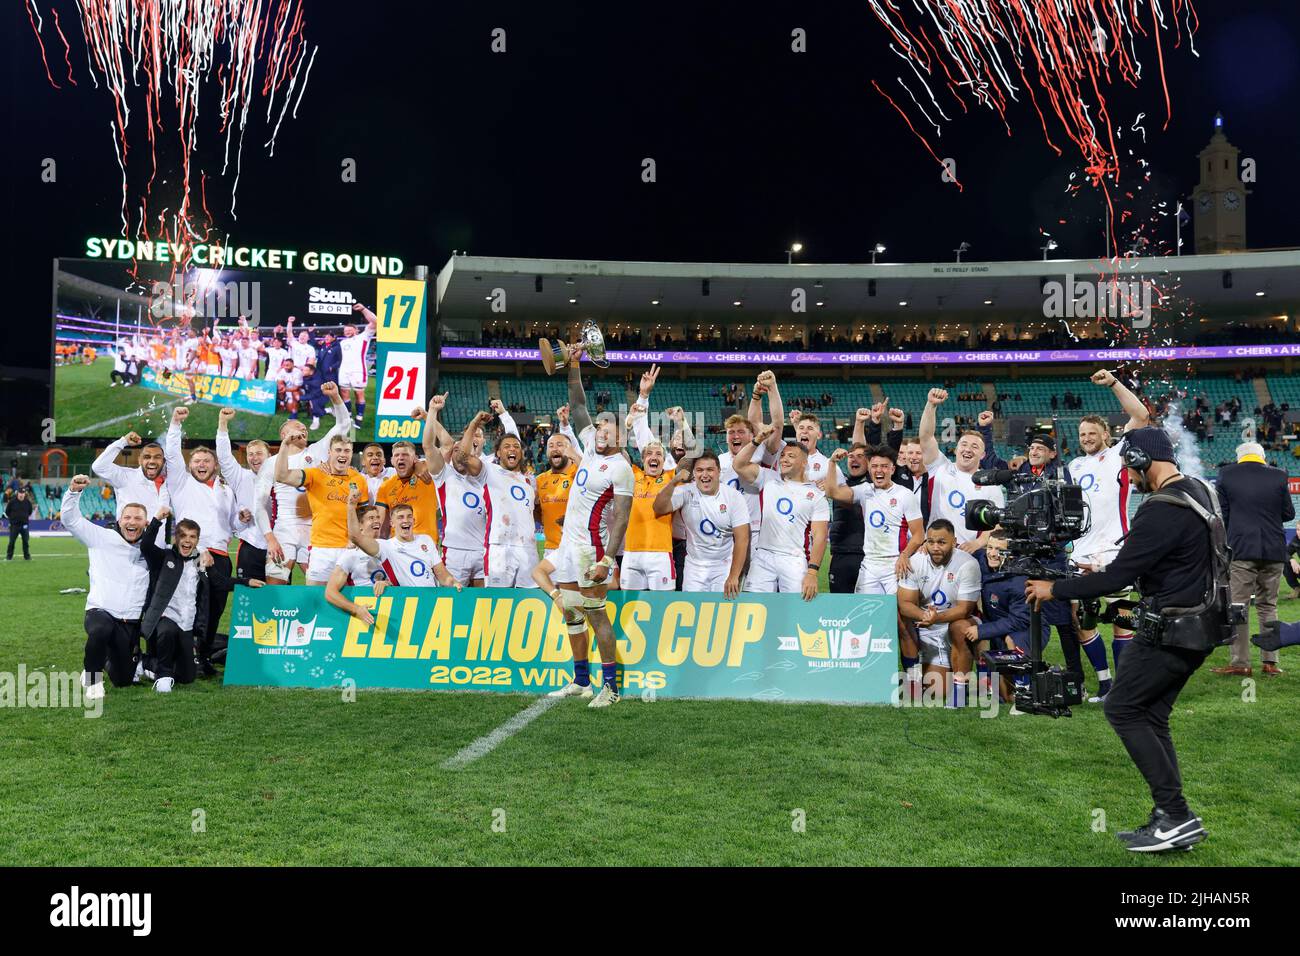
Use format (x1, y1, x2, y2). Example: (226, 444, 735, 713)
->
(215, 407, 272, 584)
(273, 427, 368, 587)
(325, 501, 390, 625)
(919, 388, 1005, 551)
(535, 418, 582, 563)
(346, 490, 460, 589)
(92, 430, 169, 547)
(821, 445, 923, 594)
(376, 440, 438, 540)
(1067, 369, 1149, 700)
(455, 410, 538, 588)
(531, 340, 634, 707)
(733, 422, 830, 600)
(898, 519, 983, 707)
(256, 381, 353, 584)
(359, 443, 393, 503)
(62, 475, 151, 700)
(338, 303, 378, 426)
(652, 449, 749, 596)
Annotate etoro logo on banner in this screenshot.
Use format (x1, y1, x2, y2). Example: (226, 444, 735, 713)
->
(374, 277, 428, 442)
(225, 586, 898, 704)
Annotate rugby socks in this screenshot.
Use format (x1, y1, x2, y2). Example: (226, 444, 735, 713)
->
(1253, 620, 1300, 651)
(1112, 635, 1132, 669)
(354, 398, 366, 423)
(950, 679, 968, 709)
(573, 659, 591, 687)
(601, 661, 617, 690)
(1080, 633, 1110, 681)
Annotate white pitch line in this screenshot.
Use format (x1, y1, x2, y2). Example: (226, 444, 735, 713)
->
(441, 696, 562, 770)
(68, 397, 185, 437)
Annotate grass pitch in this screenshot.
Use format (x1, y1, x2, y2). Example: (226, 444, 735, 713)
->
(54, 357, 376, 443)
(2, 537, 1297, 866)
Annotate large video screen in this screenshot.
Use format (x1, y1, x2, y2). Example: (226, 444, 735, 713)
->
(53, 259, 382, 442)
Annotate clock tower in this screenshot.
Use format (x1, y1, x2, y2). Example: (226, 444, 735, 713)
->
(1193, 113, 1247, 253)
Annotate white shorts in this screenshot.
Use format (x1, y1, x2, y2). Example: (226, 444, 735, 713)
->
(442, 546, 485, 585)
(265, 536, 310, 580)
(1074, 549, 1120, 572)
(543, 548, 559, 565)
(855, 560, 900, 595)
(683, 555, 731, 592)
(744, 548, 808, 594)
(551, 541, 609, 589)
(484, 542, 538, 588)
(620, 551, 676, 591)
(917, 624, 951, 668)
(339, 368, 367, 390)
(306, 546, 349, 584)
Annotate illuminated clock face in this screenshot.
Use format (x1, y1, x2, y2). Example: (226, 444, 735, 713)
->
(1223, 190, 1241, 210)
(1197, 193, 1212, 213)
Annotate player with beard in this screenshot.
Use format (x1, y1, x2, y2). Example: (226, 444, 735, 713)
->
(93, 430, 170, 547)
(326, 502, 389, 625)
(63, 475, 151, 699)
(532, 340, 634, 708)
(535, 427, 581, 563)
(898, 520, 983, 707)
(274, 429, 367, 587)
(347, 492, 460, 590)
(653, 449, 749, 596)
(256, 382, 353, 584)
(376, 440, 437, 540)
(919, 388, 1004, 551)
(421, 394, 521, 587)
(1067, 370, 1149, 700)
(733, 422, 829, 599)
(164, 406, 242, 675)
(359, 443, 393, 503)
(215, 408, 271, 585)
(455, 412, 539, 588)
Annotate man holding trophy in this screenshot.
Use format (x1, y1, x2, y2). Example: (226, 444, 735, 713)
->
(532, 325, 635, 708)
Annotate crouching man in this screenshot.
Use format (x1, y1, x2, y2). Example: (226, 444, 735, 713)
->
(139, 505, 209, 693)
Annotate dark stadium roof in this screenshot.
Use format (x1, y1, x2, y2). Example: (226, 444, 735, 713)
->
(436, 250, 1300, 322)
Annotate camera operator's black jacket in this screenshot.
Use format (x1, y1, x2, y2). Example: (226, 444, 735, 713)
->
(1053, 477, 1215, 610)
(975, 551, 1031, 651)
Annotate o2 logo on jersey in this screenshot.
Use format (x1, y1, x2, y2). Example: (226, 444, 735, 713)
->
(462, 491, 482, 511)
(575, 468, 589, 488)
(700, 518, 719, 538)
(509, 484, 528, 502)
(776, 497, 795, 522)
(947, 490, 966, 509)
(868, 510, 887, 529)
(930, 587, 948, 607)
(367, 569, 385, 584)
(1078, 473, 1097, 491)
(727, 477, 741, 491)
(409, 559, 427, 580)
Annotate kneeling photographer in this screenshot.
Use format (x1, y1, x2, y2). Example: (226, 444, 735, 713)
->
(1024, 426, 1239, 854)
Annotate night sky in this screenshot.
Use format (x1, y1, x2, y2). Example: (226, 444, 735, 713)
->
(5, 0, 1300, 443)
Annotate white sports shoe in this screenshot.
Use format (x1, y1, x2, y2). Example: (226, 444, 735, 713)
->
(133, 659, 144, 684)
(587, 684, 620, 709)
(154, 677, 175, 694)
(309, 417, 321, 431)
(548, 681, 594, 699)
(81, 672, 106, 701)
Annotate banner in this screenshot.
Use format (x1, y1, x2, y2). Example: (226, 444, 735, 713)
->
(373, 277, 428, 443)
(139, 366, 276, 414)
(225, 586, 899, 704)
(439, 342, 1300, 367)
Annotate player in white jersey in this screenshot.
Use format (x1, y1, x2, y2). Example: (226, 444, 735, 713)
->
(653, 449, 749, 596)
(821, 444, 923, 594)
(325, 502, 389, 625)
(262, 338, 290, 381)
(919, 387, 1005, 549)
(274, 359, 304, 418)
(256, 382, 352, 582)
(733, 422, 830, 599)
(455, 411, 538, 588)
(236, 340, 260, 379)
(347, 493, 459, 589)
(217, 339, 240, 377)
(718, 414, 775, 536)
(286, 318, 317, 369)
(898, 519, 982, 707)
(421, 394, 521, 585)
(338, 303, 378, 426)
(359, 443, 394, 504)
(532, 338, 635, 707)
(1066, 370, 1150, 700)
(784, 409, 832, 481)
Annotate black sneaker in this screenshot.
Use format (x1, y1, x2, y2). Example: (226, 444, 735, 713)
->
(196, 657, 218, 678)
(1118, 808, 1205, 852)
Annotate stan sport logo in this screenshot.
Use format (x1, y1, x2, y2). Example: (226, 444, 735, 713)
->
(231, 604, 335, 657)
(777, 614, 892, 669)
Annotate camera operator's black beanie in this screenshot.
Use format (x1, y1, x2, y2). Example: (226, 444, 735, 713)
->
(1122, 425, 1177, 463)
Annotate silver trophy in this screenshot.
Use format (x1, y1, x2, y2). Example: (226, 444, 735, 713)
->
(539, 319, 610, 375)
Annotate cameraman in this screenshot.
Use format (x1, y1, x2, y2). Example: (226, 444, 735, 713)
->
(1025, 426, 1215, 853)
(951, 533, 1034, 709)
